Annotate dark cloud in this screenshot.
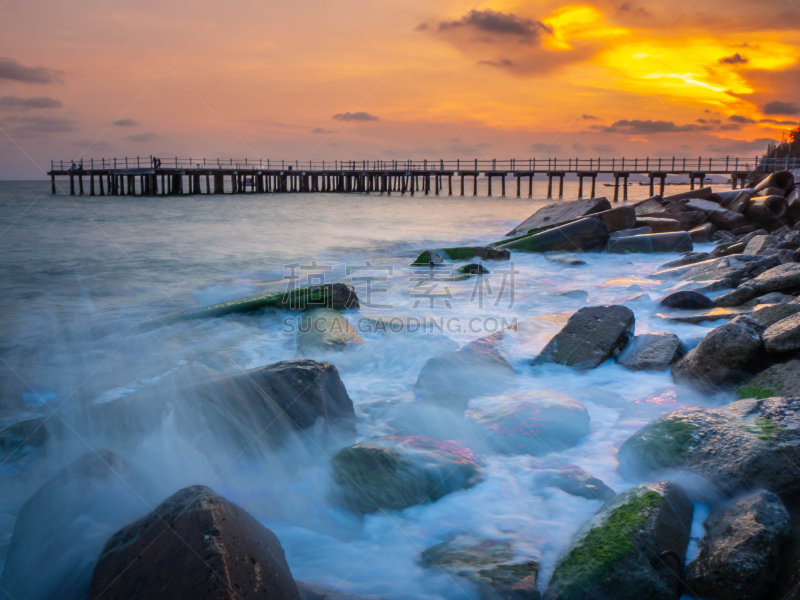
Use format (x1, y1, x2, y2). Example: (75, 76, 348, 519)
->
(572, 142, 586, 153)
(332, 111, 379, 122)
(618, 2, 651, 17)
(414, 22, 430, 31)
(729, 115, 756, 124)
(311, 127, 335, 134)
(478, 59, 514, 67)
(0, 58, 63, 84)
(112, 118, 138, 127)
(582, 114, 600, 120)
(719, 53, 748, 65)
(590, 143, 616, 153)
(439, 10, 548, 43)
(760, 118, 798, 125)
(1, 114, 77, 136)
(764, 101, 800, 116)
(531, 142, 563, 154)
(707, 137, 776, 154)
(126, 132, 157, 143)
(599, 119, 684, 134)
(0, 96, 62, 110)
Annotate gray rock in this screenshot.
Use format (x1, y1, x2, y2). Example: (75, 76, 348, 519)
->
(330, 435, 483, 513)
(506, 198, 612, 237)
(634, 196, 667, 215)
(743, 235, 776, 256)
(616, 333, 683, 371)
(752, 291, 797, 304)
(739, 229, 770, 244)
(592, 206, 637, 232)
(610, 226, 653, 238)
(655, 307, 750, 325)
(419, 535, 540, 600)
(659, 291, 714, 309)
(687, 200, 749, 230)
(0, 451, 149, 600)
(535, 305, 635, 370)
(543, 482, 692, 600)
(659, 252, 711, 269)
(498, 218, 610, 253)
(89, 486, 301, 600)
(617, 396, 800, 495)
(298, 308, 364, 353)
(635, 217, 682, 233)
(713, 230, 739, 243)
(764, 312, 800, 353)
(715, 262, 800, 306)
(750, 303, 800, 327)
(670, 315, 765, 392)
(530, 457, 615, 501)
(710, 241, 746, 257)
(689, 223, 716, 242)
(608, 232, 693, 254)
(738, 360, 800, 398)
(414, 331, 516, 408)
(686, 490, 790, 600)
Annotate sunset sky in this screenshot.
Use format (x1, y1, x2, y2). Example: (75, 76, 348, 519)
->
(0, 0, 798, 178)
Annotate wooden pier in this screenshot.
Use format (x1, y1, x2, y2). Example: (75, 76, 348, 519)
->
(47, 156, 798, 200)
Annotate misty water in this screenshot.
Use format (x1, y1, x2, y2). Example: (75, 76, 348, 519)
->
(0, 179, 731, 598)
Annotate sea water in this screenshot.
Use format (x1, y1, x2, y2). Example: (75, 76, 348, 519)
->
(0, 179, 732, 598)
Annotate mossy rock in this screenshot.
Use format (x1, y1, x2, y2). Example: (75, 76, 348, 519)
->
(330, 435, 483, 513)
(455, 263, 489, 275)
(617, 416, 699, 479)
(544, 482, 692, 600)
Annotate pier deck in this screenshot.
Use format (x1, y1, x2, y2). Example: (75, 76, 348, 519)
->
(47, 156, 798, 200)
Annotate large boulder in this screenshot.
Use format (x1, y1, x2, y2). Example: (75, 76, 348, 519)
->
(617, 396, 800, 495)
(670, 315, 765, 392)
(686, 490, 790, 600)
(0, 450, 148, 600)
(763, 312, 800, 353)
(414, 331, 516, 408)
(535, 305, 635, 370)
(297, 308, 363, 353)
(330, 435, 483, 513)
(465, 391, 590, 455)
(419, 535, 540, 600)
(498, 218, 609, 253)
(543, 482, 692, 600)
(750, 303, 800, 327)
(686, 200, 748, 230)
(615, 333, 683, 371)
(659, 291, 714, 310)
(738, 360, 800, 399)
(506, 198, 612, 237)
(89, 485, 301, 600)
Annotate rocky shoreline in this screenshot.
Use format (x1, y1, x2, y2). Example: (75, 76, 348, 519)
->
(3, 169, 800, 599)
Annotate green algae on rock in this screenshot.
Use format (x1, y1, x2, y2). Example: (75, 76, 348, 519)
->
(544, 482, 691, 600)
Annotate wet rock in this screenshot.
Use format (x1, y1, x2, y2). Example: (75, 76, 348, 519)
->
(506, 198, 612, 237)
(635, 217, 681, 233)
(465, 391, 590, 455)
(686, 200, 749, 231)
(617, 396, 800, 495)
(618, 389, 688, 421)
(610, 226, 652, 239)
(739, 229, 770, 244)
(685, 490, 790, 600)
(689, 223, 716, 243)
(556, 290, 588, 300)
(89, 486, 301, 600)
(715, 262, 800, 306)
(530, 457, 615, 501)
(615, 333, 683, 371)
(763, 312, 800, 353)
(543, 482, 692, 600)
(414, 247, 511, 265)
(750, 303, 800, 327)
(1, 450, 147, 600)
(0, 415, 47, 454)
(535, 305, 635, 370)
(455, 263, 490, 275)
(591, 206, 637, 232)
(414, 332, 516, 408)
(743, 235, 776, 256)
(710, 240, 747, 257)
(498, 218, 609, 253)
(330, 435, 483, 513)
(713, 230, 738, 243)
(411, 249, 446, 265)
(419, 535, 540, 600)
(659, 291, 714, 310)
(545, 253, 587, 266)
(298, 308, 363, 353)
(655, 307, 751, 325)
(659, 252, 711, 269)
(153, 283, 360, 327)
(752, 291, 797, 304)
(633, 196, 666, 215)
(607, 232, 692, 254)
(670, 315, 765, 392)
(737, 360, 800, 399)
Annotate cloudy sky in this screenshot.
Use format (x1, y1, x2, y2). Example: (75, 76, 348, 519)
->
(0, 0, 798, 178)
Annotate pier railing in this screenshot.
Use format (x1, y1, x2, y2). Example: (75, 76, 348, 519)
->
(50, 156, 799, 173)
